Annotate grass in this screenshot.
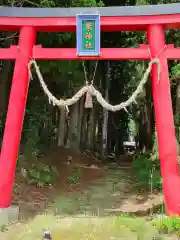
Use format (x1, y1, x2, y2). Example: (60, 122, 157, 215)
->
(0, 214, 163, 240)
(1, 203, 179, 240)
(52, 196, 82, 215)
(152, 215, 180, 236)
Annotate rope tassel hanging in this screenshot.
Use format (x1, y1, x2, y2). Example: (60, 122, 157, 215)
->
(82, 60, 98, 109)
(85, 90, 93, 108)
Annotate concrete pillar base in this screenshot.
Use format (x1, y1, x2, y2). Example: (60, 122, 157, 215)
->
(0, 205, 19, 225)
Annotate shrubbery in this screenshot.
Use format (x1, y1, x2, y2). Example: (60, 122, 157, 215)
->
(132, 152, 162, 191)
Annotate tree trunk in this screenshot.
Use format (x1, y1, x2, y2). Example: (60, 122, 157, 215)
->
(0, 61, 12, 113)
(0, 32, 16, 118)
(68, 103, 79, 150)
(92, 63, 102, 153)
(144, 77, 153, 151)
(102, 61, 110, 157)
(57, 108, 66, 147)
(139, 104, 147, 153)
(87, 109, 94, 150)
(77, 97, 84, 149)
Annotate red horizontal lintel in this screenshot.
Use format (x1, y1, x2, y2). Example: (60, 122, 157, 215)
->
(0, 14, 180, 32)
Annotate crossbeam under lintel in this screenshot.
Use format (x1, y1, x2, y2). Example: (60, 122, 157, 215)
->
(0, 45, 19, 60)
(33, 45, 150, 60)
(165, 44, 180, 60)
(0, 44, 180, 60)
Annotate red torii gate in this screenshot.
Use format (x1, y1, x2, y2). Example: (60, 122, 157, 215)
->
(0, 3, 180, 215)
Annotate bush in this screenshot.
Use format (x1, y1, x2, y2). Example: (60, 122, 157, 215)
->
(22, 163, 58, 187)
(132, 153, 162, 191)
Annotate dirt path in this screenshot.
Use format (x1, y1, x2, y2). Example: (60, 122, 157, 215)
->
(48, 167, 164, 217)
(12, 148, 164, 219)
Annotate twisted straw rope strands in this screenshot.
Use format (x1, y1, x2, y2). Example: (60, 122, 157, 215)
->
(28, 58, 160, 112)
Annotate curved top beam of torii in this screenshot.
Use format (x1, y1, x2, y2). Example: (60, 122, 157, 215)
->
(0, 3, 180, 31)
(0, 3, 180, 17)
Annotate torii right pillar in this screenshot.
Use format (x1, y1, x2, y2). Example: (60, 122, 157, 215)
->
(147, 24, 180, 215)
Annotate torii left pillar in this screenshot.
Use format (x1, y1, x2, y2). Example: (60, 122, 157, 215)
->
(0, 27, 36, 214)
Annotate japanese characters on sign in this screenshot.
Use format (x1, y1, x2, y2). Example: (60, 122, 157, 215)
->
(82, 20, 95, 51)
(76, 14, 100, 56)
